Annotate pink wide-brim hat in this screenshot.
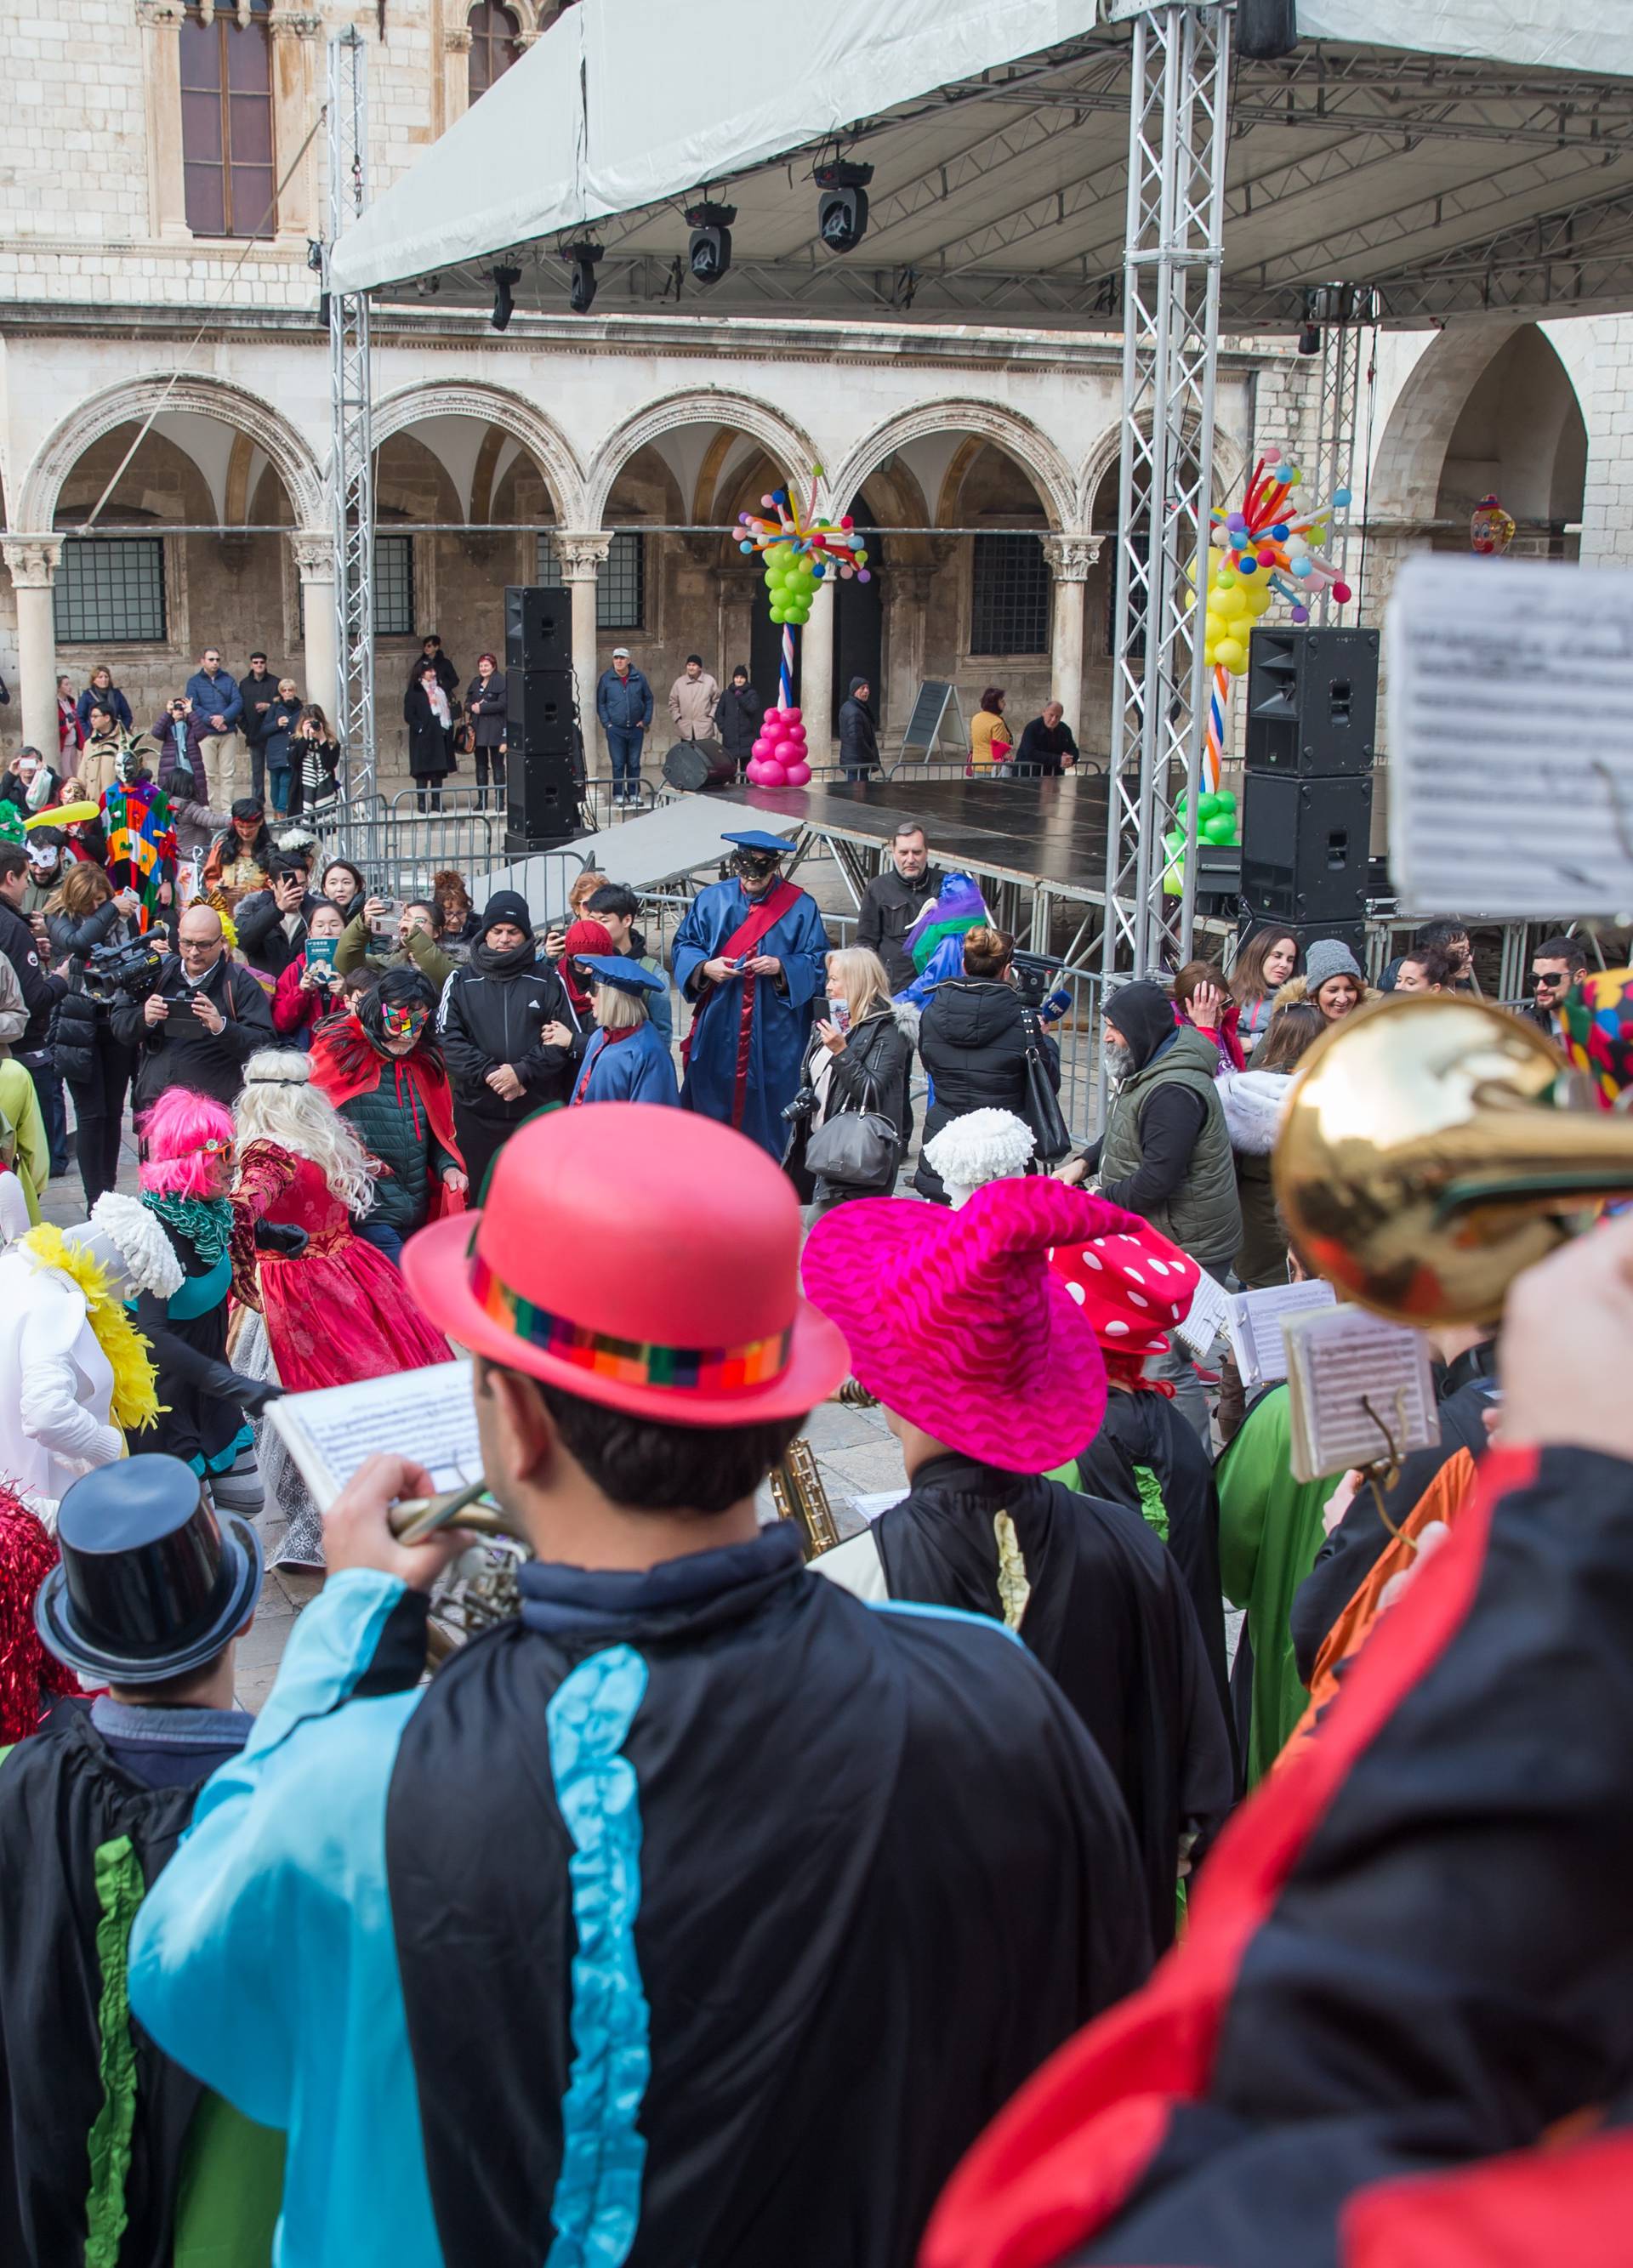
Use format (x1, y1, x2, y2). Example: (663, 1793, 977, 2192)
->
(802, 1179, 1144, 1472)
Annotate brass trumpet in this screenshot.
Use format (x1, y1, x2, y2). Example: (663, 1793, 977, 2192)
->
(1273, 992, 1633, 1327)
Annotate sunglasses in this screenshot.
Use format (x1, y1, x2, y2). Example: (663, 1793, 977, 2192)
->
(381, 1007, 430, 1037)
(200, 1137, 235, 1158)
(1533, 971, 1567, 988)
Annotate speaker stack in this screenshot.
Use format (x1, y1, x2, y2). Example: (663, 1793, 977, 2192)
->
(504, 585, 583, 851)
(1239, 624, 1380, 963)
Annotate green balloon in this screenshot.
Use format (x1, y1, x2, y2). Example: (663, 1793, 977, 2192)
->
(1198, 791, 1223, 821)
(1202, 813, 1234, 844)
(1215, 788, 1237, 810)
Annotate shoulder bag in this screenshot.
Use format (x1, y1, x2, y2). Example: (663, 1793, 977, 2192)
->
(805, 1070, 902, 1192)
(1020, 1008, 1072, 1164)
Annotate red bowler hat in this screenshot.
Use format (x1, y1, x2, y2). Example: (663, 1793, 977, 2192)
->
(402, 1103, 849, 1426)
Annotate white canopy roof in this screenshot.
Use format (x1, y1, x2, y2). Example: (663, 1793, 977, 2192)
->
(330, 0, 1633, 327)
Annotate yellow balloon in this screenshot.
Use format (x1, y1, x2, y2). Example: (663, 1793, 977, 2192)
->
(1216, 585, 1247, 621)
(1216, 638, 1246, 672)
(27, 800, 99, 828)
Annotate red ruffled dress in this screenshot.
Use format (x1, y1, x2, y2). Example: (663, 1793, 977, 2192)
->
(236, 1140, 451, 1390)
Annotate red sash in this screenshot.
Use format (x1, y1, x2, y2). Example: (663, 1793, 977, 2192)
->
(680, 881, 803, 1134)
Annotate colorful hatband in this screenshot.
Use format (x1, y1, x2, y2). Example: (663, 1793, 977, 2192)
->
(469, 1253, 791, 1393)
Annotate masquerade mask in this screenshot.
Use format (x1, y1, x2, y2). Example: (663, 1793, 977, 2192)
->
(115, 745, 141, 784)
(731, 850, 780, 883)
(381, 1004, 429, 1040)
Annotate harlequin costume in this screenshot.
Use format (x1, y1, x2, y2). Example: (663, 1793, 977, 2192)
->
(130, 1106, 1149, 2268)
(0, 1457, 282, 2268)
(100, 747, 178, 931)
(923, 1444, 1633, 2268)
(805, 1179, 1234, 1954)
(673, 832, 830, 1157)
(1559, 965, 1633, 1106)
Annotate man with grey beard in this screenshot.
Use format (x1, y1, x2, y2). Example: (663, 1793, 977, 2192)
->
(1059, 978, 1239, 1433)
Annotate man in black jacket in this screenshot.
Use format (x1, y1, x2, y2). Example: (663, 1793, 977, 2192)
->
(113, 903, 275, 1111)
(0, 843, 66, 1175)
(440, 890, 577, 1198)
(1014, 699, 1079, 776)
(837, 675, 880, 780)
(237, 652, 281, 802)
(235, 847, 320, 979)
(856, 820, 939, 992)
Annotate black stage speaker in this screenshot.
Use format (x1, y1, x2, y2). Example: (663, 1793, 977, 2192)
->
(662, 738, 737, 792)
(1244, 625, 1379, 777)
(505, 745, 583, 853)
(505, 584, 572, 672)
(1240, 771, 1373, 924)
(509, 669, 576, 756)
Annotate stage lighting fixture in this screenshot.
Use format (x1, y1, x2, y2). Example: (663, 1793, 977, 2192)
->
(566, 242, 603, 315)
(686, 202, 737, 287)
(1296, 321, 1322, 356)
(1237, 0, 1298, 60)
(815, 160, 874, 255)
(491, 264, 521, 331)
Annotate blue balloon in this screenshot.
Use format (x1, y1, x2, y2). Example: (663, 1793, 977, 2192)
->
(1291, 556, 1313, 578)
(1333, 486, 1352, 507)
(1238, 556, 1258, 576)
(1271, 523, 1289, 541)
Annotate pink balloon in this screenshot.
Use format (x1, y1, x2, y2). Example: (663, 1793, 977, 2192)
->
(758, 761, 788, 787)
(783, 707, 802, 725)
(750, 736, 772, 760)
(770, 737, 794, 763)
(783, 761, 811, 787)
(745, 759, 766, 784)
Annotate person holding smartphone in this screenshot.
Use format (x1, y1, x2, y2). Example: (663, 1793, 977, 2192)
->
(271, 901, 349, 1048)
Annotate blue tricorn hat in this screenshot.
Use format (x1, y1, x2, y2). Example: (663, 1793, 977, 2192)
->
(576, 954, 665, 995)
(723, 830, 794, 855)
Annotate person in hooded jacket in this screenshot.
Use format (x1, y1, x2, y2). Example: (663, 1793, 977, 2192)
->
(914, 926, 1058, 1203)
(438, 891, 577, 1199)
(714, 666, 765, 775)
(1215, 1000, 1323, 1291)
(837, 675, 880, 781)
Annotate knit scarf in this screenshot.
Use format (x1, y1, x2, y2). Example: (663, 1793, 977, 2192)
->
(139, 1189, 233, 1268)
(20, 1225, 163, 1432)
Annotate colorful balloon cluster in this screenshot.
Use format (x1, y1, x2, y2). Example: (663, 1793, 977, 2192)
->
(1203, 446, 1354, 677)
(1162, 787, 1238, 895)
(746, 705, 812, 788)
(737, 479, 872, 622)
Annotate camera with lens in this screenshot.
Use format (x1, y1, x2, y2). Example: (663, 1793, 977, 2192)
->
(782, 1083, 818, 1126)
(1012, 950, 1073, 1024)
(85, 934, 167, 1007)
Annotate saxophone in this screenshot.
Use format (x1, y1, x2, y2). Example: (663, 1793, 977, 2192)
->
(768, 1438, 842, 1560)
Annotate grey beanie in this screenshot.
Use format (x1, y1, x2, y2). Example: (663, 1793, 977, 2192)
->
(1304, 937, 1363, 992)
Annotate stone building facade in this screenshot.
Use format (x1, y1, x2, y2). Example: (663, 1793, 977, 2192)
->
(0, 0, 1619, 809)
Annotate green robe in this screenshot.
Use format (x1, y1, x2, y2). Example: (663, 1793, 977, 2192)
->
(1215, 1384, 1339, 1787)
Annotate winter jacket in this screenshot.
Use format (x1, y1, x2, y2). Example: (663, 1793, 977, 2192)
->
(803, 1005, 914, 1203)
(404, 685, 455, 780)
(259, 698, 304, 779)
(75, 685, 133, 735)
(1013, 714, 1078, 775)
(333, 1051, 461, 1234)
(1098, 993, 1240, 1269)
(47, 896, 140, 1084)
(441, 953, 579, 1125)
(77, 730, 123, 801)
(237, 669, 282, 743)
(0, 897, 64, 1057)
(714, 682, 765, 762)
(111, 950, 276, 1110)
(410, 651, 461, 708)
(1218, 1066, 1295, 1289)
(669, 671, 720, 741)
(272, 952, 346, 1042)
(1259, 969, 1383, 1040)
(464, 671, 508, 749)
(184, 670, 244, 731)
(236, 886, 321, 981)
(287, 736, 342, 822)
(0, 953, 26, 1059)
(335, 912, 458, 995)
(838, 680, 879, 777)
(151, 713, 211, 806)
(856, 862, 941, 993)
(595, 665, 654, 734)
(914, 977, 1057, 1201)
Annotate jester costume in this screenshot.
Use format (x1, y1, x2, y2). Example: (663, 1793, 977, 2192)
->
(101, 760, 177, 932)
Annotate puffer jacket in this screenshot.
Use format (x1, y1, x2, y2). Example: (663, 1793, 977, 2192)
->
(47, 897, 140, 1085)
(440, 953, 581, 1125)
(1219, 1064, 1296, 1288)
(913, 977, 1056, 1201)
(334, 1054, 461, 1235)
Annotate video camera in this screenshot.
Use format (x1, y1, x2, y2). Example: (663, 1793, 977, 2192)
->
(1011, 949, 1074, 1024)
(84, 933, 167, 1008)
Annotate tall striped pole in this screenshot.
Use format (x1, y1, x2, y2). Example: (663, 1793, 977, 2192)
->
(778, 623, 796, 709)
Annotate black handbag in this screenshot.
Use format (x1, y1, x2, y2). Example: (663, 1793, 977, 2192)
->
(804, 1071, 902, 1192)
(1020, 1009, 1072, 1164)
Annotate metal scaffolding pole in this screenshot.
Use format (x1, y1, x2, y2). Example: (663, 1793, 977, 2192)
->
(327, 28, 376, 801)
(1102, 2, 1232, 984)
(1309, 284, 1379, 617)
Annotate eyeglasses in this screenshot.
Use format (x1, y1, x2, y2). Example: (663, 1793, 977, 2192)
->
(199, 1137, 235, 1158)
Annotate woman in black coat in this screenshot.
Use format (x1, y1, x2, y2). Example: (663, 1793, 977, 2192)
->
(286, 706, 342, 828)
(464, 655, 508, 809)
(404, 664, 455, 814)
(913, 925, 1058, 1202)
(793, 946, 914, 1215)
(714, 666, 765, 775)
(46, 861, 144, 1207)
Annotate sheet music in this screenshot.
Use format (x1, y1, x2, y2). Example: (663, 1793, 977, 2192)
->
(1387, 554, 1633, 917)
(1282, 1306, 1438, 1484)
(1226, 1279, 1336, 1389)
(1173, 1267, 1232, 1357)
(266, 1360, 481, 1511)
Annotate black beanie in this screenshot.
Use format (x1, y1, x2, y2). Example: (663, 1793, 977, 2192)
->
(480, 891, 532, 937)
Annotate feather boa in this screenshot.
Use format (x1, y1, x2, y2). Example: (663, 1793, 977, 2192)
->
(20, 1225, 164, 1434)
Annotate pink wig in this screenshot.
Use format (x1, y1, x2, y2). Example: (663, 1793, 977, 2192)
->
(139, 1089, 235, 1198)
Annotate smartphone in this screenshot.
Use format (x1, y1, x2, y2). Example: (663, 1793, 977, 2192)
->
(306, 935, 339, 972)
(368, 898, 398, 938)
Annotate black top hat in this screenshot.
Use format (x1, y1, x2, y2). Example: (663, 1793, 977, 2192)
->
(35, 1454, 263, 1685)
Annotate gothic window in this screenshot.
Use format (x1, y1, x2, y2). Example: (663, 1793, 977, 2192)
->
(468, 2, 522, 102)
(179, 0, 276, 239)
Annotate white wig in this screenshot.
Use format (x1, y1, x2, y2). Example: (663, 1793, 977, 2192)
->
(923, 1109, 1037, 1210)
(235, 1050, 379, 1217)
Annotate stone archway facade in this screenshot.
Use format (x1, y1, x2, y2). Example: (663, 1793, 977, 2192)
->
(371, 379, 588, 526)
(583, 389, 821, 530)
(829, 400, 1078, 536)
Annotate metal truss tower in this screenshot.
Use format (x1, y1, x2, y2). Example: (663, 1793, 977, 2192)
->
(327, 27, 376, 801)
(1309, 283, 1379, 617)
(1102, 2, 1232, 982)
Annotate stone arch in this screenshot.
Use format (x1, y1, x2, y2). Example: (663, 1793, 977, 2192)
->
(1367, 323, 1533, 523)
(370, 382, 587, 526)
(17, 372, 324, 532)
(584, 389, 820, 528)
(830, 401, 1076, 534)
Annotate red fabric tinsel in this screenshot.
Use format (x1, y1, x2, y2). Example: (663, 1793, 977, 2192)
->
(0, 1490, 77, 1743)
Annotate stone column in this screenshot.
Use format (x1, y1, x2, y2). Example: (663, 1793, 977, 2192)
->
(293, 532, 338, 724)
(136, 0, 190, 242)
(441, 25, 472, 140)
(802, 574, 835, 767)
(268, 7, 322, 241)
(4, 540, 62, 763)
(1044, 536, 1101, 747)
(557, 536, 612, 776)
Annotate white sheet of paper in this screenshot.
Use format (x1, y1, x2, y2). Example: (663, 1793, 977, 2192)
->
(1174, 1267, 1232, 1357)
(1387, 554, 1633, 917)
(266, 1360, 481, 1512)
(849, 1488, 908, 1526)
(1226, 1279, 1337, 1389)
(1282, 1306, 1438, 1484)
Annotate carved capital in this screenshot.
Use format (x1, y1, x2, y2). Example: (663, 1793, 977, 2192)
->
(555, 532, 612, 581)
(515, 27, 543, 47)
(3, 538, 62, 589)
(444, 26, 473, 49)
(290, 531, 333, 580)
(269, 8, 324, 34)
(135, 0, 186, 27)
(1042, 534, 1104, 581)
